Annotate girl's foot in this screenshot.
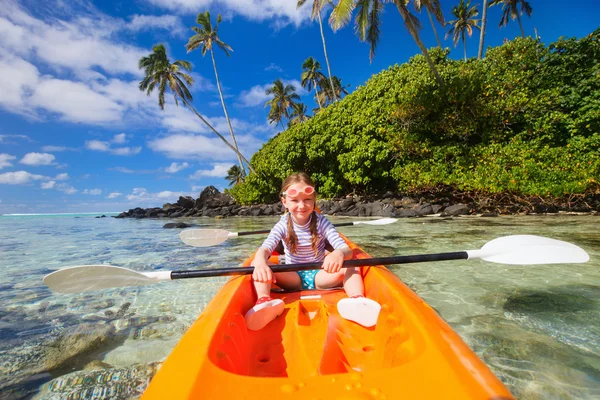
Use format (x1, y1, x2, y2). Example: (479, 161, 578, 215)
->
(244, 296, 285, 331)
(337, 295, 381, 327)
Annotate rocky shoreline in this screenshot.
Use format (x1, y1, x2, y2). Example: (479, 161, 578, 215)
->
(115, 186, 600, 221)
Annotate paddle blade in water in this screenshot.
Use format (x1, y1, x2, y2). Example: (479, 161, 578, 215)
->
(43, 265, 160, 293)
(354, 218, 398, 226)
(180, 229, 231, 247)
(472, 235, 590, 265)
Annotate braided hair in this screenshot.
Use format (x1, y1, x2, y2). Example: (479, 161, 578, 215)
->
(281, 173, 319, 255)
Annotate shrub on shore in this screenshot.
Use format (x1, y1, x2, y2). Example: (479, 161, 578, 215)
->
(230, 29, 599, 204)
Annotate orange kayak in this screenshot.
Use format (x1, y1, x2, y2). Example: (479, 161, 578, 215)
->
(143, 235, 514, 399)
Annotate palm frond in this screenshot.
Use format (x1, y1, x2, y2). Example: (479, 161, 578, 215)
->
(329, 0, 356, 31)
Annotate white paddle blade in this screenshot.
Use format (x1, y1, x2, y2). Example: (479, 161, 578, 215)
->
(468, 235, 590, 265)
(180, 229, 232, 247)
(43, 265, 168, 293)
(354, 218, 398, 226)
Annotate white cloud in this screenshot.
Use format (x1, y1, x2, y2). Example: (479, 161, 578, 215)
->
(107, 192, 122, 199)
(0, 56, 40, 111)
(189, 163, 232, 179)
(112, 133, 127, 144)
(112, 167, 135, 173)
(0, 1, 147, 77)
(41, 145, 77, 152)
(111, 146, 142, 156)
(125, 187, 190, 203)
(0, 134, 31, 144)
(0, 3, 197, 125)
(83, 188, 102, 195)
(265, 63, 283, 72)
(86, 140, 111, 152)
(126, 14, 185, 35)
(148, 134, 238, 161)
(237, 84, 273, 108)
(20, 152, 56, 166)
(41, 180, 56, 189)
(0, 170, 46, 184)
(165, 162, 190, 173)
(33, 79, 123, 123)
(56, 183, 77, 194)
(85, 137, 141, 156)
(0, 153, 16, 169)
(145, 0, 312, 27)
(237, 80, 305, 108)
(54, 173, 69, 181)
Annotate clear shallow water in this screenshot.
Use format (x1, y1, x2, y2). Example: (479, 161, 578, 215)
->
(0, 214, 598, 399)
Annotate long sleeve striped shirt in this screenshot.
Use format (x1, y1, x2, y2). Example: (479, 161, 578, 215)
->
(261, 213, 349, 264)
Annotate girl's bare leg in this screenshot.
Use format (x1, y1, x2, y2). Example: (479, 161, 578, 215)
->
(314, 267, 364, 297)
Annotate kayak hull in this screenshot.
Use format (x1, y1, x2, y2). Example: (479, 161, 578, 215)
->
(143, 236, 513, 399)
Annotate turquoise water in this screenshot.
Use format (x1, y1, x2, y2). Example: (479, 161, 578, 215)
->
(0, 214, 598, 399)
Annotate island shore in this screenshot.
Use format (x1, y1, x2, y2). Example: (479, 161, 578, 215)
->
(115, 186, 600, 221)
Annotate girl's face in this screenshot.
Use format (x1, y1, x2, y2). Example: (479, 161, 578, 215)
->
(281, 183, 316, 225)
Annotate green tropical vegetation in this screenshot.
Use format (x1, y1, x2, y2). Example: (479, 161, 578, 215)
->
(186, 11, 246, 178)
(265, 79, 302, 127)
(301, 56, 326, 110)
(414, 0, 446, 48)
(297, 0, 338, 102)
(490, 0, 533, 38)
(138, 44, 254, 172)
(229, 30, 600, 204)
(330, 0, 445, 87)
(446, 0, 480, 61)
(226, 165, 245, 186)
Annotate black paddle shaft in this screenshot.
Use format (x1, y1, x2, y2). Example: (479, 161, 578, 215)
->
(235, 221, 354, 237)
(170, 251, 469, 280)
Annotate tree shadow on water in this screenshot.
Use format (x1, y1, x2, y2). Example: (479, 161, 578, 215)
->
(503, 285, 600, 314)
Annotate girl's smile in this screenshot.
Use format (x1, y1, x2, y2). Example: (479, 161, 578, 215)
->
(282, 183, 316, 225)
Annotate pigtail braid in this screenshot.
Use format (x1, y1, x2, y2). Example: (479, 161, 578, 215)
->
(309, 211, 319, 255)
(285, 213, 298, 254)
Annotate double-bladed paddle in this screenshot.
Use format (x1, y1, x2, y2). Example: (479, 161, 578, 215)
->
(179, 218, 398, 247)
(43, 235, 589, 294)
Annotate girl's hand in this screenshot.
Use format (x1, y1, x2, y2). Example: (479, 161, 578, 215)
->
(322, 249, 345, 274)
(252, 263, 275, 283)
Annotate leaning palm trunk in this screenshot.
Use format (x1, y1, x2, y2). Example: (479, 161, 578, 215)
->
(314, 78, 323, 109)
(210, 49, 246, 177)
(478, 0, 489, 59)
(426, 9, 442, 48)
(318, 9, 337, 102)
(181, 97, 255, 174)
(463, 31, 467, 61)
(517, 13, 525, 37)
(400, 7, 444, 87)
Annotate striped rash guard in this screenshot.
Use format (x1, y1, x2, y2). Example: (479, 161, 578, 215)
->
(261, 212, 349, 264)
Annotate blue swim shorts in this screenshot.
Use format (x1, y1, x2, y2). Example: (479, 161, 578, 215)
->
(297, 269, 318, 290)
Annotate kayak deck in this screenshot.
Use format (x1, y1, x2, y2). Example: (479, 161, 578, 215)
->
(143, 237, 514, 399)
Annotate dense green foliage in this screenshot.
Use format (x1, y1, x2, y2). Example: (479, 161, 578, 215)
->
(230, 30, 600, 204)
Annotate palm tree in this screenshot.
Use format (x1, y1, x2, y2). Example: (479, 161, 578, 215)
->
(225, 165, 244, 186)
(265, 79, 301, 127)
(446, 0, 480, 61)
(297, 0, 337, 101)
(301, 57, 326, 109)
(413, 0, 445, 48)
(330, 0, 444, 87)
(317, 75, 349, 106)
(478, 0, 490, 59)
(490, 0, 533, 38)
(186, 11, 245, 178)
(139, 44, 255, 174)
(289, 103, 310, 126)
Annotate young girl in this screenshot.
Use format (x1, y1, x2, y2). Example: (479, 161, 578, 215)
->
(244, 172, 381, 331)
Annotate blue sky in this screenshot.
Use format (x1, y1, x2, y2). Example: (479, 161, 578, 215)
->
(1, 0, 598, 214)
